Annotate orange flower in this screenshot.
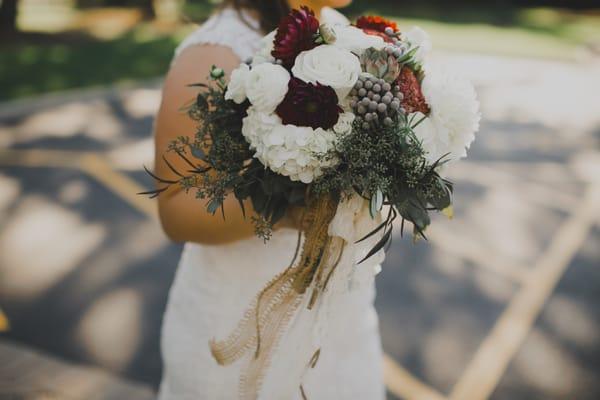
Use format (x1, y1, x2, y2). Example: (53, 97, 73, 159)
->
(355, 15, 399, 33)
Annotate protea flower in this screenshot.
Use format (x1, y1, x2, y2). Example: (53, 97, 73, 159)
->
(272, 7, 320, 69)
(276, 78, 342, 130)
(397, 67, 430, 114)
(360, 48, 401, 83)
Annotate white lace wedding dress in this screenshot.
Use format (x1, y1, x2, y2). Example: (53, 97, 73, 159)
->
(158, 8, 386, 400)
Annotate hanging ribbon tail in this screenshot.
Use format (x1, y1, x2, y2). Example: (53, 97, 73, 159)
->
(209, 265, 301, 366)
(209, 194, 340, 400)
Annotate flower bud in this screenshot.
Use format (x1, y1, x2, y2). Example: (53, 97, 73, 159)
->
(319, 24, 337, 44)
(210, 66, 225, 80)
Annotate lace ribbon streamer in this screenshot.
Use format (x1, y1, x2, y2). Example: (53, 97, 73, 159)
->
(209, 195, 377, 400)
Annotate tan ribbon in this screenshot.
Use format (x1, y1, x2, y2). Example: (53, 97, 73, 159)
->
(209, 194, 344, 400)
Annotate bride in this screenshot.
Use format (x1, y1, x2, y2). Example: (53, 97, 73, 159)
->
(154, 1, 385, 398)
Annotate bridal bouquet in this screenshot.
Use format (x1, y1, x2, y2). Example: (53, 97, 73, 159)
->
(149, 7, 479, 398)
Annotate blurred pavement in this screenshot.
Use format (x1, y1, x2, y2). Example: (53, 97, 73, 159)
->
(0, 52, 599, 400)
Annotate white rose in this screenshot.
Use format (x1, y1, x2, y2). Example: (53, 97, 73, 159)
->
(245, 63, 290, 113)
(404, 27, 431, 64)
(291, 45, 361, 100)
(412, 65, 480, 164)
(332, 25, 386, 56)
(224, 64, 249, 104)
(251, 30, 277, 66)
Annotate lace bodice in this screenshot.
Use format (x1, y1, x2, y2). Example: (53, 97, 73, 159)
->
(174, 8, 263, 62)
(174, 6, 351, 62)
(159, 8, 385, 400)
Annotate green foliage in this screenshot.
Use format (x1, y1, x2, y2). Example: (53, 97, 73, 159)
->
(314, 113, 452, 239)
(153, 71, 307, 241)
(0, 29, 180, 100)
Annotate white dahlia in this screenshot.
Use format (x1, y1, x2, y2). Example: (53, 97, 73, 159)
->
(403, 27, 431, 65)
(412, 66, 480, 164)
(241, 107, 338, 183)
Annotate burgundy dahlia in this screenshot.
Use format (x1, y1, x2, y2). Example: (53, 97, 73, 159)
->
(272, 7, 320, 69)
(276, 78, 343, 130)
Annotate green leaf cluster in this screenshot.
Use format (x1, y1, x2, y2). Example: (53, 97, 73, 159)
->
(313, 113, 453, 239)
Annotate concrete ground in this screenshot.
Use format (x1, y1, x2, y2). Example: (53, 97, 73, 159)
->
(0, 52, 599, 400)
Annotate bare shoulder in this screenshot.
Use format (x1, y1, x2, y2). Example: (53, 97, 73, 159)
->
(162, 44, 241, 106)
(156, 44, 241, 150)
(155, 44, 242, 181)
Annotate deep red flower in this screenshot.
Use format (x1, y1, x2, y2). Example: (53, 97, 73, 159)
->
(276, 78, 343, 130)
(396, 67, 430, 114)
(356, 15, 399, 34)
(272, 7, 320, 69)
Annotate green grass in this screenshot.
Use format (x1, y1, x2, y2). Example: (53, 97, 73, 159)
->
(1, 4, 598, 102)
(0, 26, 189, 101)
(393, 17, 583, 60)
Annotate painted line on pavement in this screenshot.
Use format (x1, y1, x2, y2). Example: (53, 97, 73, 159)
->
(0, 309, 9, 332)
(79, 154, 158, 220)
(384, 354, 447, 400)
(449, 184, 600, 400)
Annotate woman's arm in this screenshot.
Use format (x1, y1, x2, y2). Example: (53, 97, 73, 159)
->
(154, 45, 258, 244)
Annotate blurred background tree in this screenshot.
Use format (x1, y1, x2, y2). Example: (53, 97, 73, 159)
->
(0, 0, 18, 34)
(0, 0, 598, 100)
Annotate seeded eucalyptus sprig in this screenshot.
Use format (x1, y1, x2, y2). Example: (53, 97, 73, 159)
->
(313, 110, 453, 255)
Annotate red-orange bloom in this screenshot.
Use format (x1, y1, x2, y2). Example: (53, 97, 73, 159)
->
(356, 15, 399, 33)
(397, 67, 430, 115)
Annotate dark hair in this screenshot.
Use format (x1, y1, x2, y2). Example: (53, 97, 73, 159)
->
(224, 0, 290, 33)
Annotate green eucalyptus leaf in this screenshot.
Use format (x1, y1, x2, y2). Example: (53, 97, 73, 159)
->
(251, 188, 267, 214)
(370, 189, 384, 218)
(190, 146, 206, 161)
(358, 227, 392, 264)
(270, 197, 288, 224)
(428, 182, 452, 210)
(207, 199, 221, 215)
(286, 186, 306, 205)
(397, 47, 419, 64)
(406, 201, 430, 232)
